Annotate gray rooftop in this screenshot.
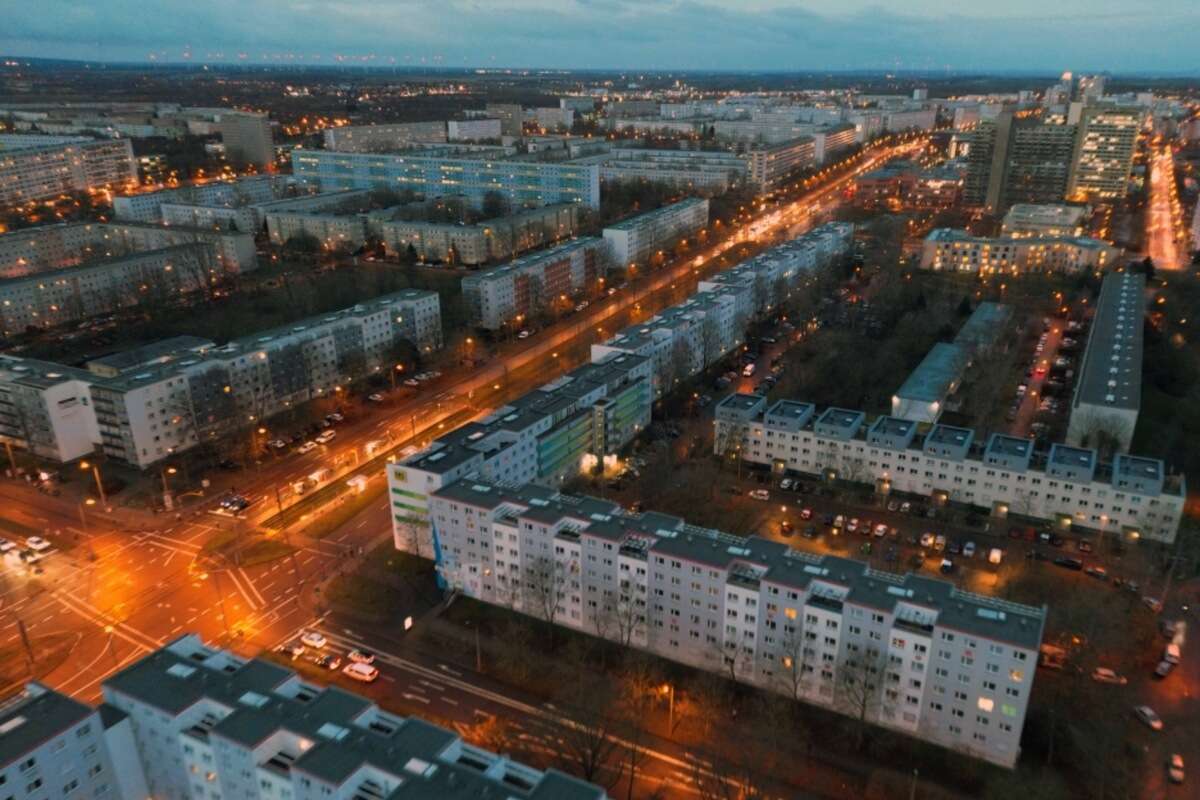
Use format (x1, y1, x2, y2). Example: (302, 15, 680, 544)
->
(603, 197, 707, 232)
(0, 684, 95, 769)
(1072, 270, 1144, 411)
(894, 342, 966, 404)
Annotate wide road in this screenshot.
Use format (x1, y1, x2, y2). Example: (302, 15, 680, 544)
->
(1146, 145, 1186, 272)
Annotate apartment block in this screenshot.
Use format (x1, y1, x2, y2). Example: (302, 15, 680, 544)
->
(602, 197, 709, 267)
(812, 124, 858, 164)
(387, 353, 651, 554)
(715, 394, 1183, 543)
(919, 229, 1119, 275)
(1000, 204, 1089, 238)
(0, 291, 440, 467)
(291, 148, 600, 209)
(461, 237, 606, 330)
(0, 244, 220, 334)
(374, 203, 581, 266)
(1067, 271, 1144, 453)
(964, 113, 1079, 212)
(484, 103, 524, 137)
(593, 223, 853, 397)
(322, 121, 448, 152)
(745, 137, 816, 190)
(421, 479, 1045, 768)
(569, 148, 748, 194)
(447, 118, 502, 141)
(0, 135, 137, 205)
(215, 111, 275, 168)
(112, 175, 283, 223)
(102, 635, 606, 800)
(1068, 106, 1142, 201)
(0, 682, 148, 800)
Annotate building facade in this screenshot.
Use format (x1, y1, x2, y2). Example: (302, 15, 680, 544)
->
(714, 394, 1184, 543)
(376, 203, 582, 266)
(1000, 204, 1089, 238)
(571, 148, 748, 194)
(0, 682, 148, 800)
(602, 197, 709, 268)
(322, 121, 448, 152)
(461, 237, 606, 330)
(745, 137, 816, 190)
(112, 175, 283, 223)
(0, 135, 137, 205)
(102, 635, 606, 800)
(291, 148, 601, 209)
(419, 479, 1045, 769)
(215, 112, 275, 168)
(1068, 106, 1142, 201)
(919, 229, 1119, 275)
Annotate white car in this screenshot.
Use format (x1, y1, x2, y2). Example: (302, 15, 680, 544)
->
(316, 430, 337, 444)
(25, 536, 52, 552)
(1134, 705, 1163, 731)
(343, 662, 379, 683)
(846, 518, 859, 533)
(297, 441, 318, 454)
(268, 439, 288, 450)
(404, 378, 420, 387)
(348, 649, 376, 664)
(748, 489, 770, 501)
(367, 393, 385, 403)
(0, 538, 15, 553)
(1168, 754, 1185, 784)
(873, 523, 887, 538)
(300, 631, 328, 649)
(1091, 667, 1127, 685)
(518, 330, 531, 339)
(963, 541, 976, 558)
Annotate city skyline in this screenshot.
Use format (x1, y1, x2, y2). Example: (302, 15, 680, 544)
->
(2, 1, 1199, 74)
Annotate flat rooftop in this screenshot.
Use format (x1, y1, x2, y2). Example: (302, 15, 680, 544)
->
(1072, 271, 1143, 411)
(895, 342, 965, 403)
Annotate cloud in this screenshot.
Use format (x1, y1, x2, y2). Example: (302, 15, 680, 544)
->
(1, 0, 1196, 72)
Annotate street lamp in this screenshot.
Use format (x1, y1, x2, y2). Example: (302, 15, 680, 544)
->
(80, 460, 106, 507)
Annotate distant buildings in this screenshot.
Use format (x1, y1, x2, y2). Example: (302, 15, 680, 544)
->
(375, 203, 583, 266)
(291, 147, 601, 209)
(1066, 271, 1144, 453)
(853, 162, 964, 209)
(919, 229, 1120, 275)
(113, 174, 284, 225)
(0, 290, 440, 466)
(602, 197, 709, 268)
(715, 393, 1184, 543)
(447, 118, 502, 141)
(461, 238, 606, 330)
(1067, 106, 1142, 201)
(0, 135, 136, 205)
(417, 477, 1046, 768)
(1000, 204, 1089, 238)
(571, 148, 747, 194)
(100, 635, 607, 800)
(322, 121, 448, 151)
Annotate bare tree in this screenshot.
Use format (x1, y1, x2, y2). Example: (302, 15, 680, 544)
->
(835, 644, 891, 752)
(698, 315, 723, 369)
(553, 664, 625, 789)
(523, 555, 568, 630)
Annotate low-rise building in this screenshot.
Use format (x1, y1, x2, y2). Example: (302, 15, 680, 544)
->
(102, 635, 606, 800)
(1000, 204, 1089, 238)
(374, 203, 582, 266)
(112, 175, 284, 223)
(461, 238, 606, 330)
(0, 134, 137, 205)
(447, 118, 502, 141)
(602, 197, 709, 268)
(715, 394, 1184, 543)
(322, 121, 448, 151)
(419, 479, 1045, 768)
(387, 353, 651, 554)
(1067, 271, 1144, 453)
(919, 229, 1120, 275)
(812, 124, 858, 164)
(0, 682, 148, 800)
(570, 148, 748, 194)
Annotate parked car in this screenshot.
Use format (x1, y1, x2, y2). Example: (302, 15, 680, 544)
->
(899, 501, 912, 514)
(326, 412, 344, 423)
(297, 441, 318, 454)
(1091, 667, 1127, 685)
(316, 430, 337, 444)
(939, 558, 955, 574)
(963, 541, 976, 558)
(367, 393, 385, 403)
(799, 507, 813, 520)
(276, 643, 306, 660)
(1084, 565, 1109, 580)
(779, 478, 794, 490)
(933, 534, 946, 552)
(1053, 556, 1083, 571)
(343, 662, 380, 683)
(749, 489, 770, 501)
(268, 439, 288, 450)
(846, 518, 859, 533)
(780, 520, 794, 536)
(920, 532, 935, 548)
(25, 536, 52, 552)
(518, 329, 531, 339)
(1134, 705, 1163, 731)
(312, 654, 342, 670)
(0, 538, 14, 553)
(1077, 539, 1093, 553)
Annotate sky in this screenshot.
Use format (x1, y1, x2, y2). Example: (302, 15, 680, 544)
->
(2, 1, 1198, 74)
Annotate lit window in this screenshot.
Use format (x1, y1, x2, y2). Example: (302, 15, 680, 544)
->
(977, 697, 994, 713)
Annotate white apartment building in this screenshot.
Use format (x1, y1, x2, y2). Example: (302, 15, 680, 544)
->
(0, 244, 219, 334)
(920, 229, 1120, 275)
(569, 148, 748, 194)
(422, 479, 1045, 768)
(375, 202, 581, 266)
(387, 353, 652, 556)
(602, 197, 709, 268)
(322, 121, 448, 151)
(745, 137, 817, 190)
(1000, 204, 1089, 239)
(812, 125, 858, 164)
(447, 118, 502, 141)
(102, 635, 607, 800)
(112, 175, 283, 223)
(1067, 271, 1144, 453)
(527, 107, 575, 131)
(0, 135, 137, 205)
(215, 111, 274, 168)
(1068, 106, 1142, 201)
(714, 394, 1184, 543)
(0, 682, 148, 800)
(461, 237, 606, 330)
(592, 223, 854, 398)
(884, 108, 938, 132)
(0, 291, 440, 467)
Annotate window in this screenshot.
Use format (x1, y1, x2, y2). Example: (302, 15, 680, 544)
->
(977, 697, 994, 712)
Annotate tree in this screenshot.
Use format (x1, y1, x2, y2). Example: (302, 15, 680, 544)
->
(553, 658, 625, 788)
(481, 190, 511, 219)
(283, 231, 321, 257)
(523, 555, 568, 632)
(698, 315, 722, 369)
(835, 644, 891, 752)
